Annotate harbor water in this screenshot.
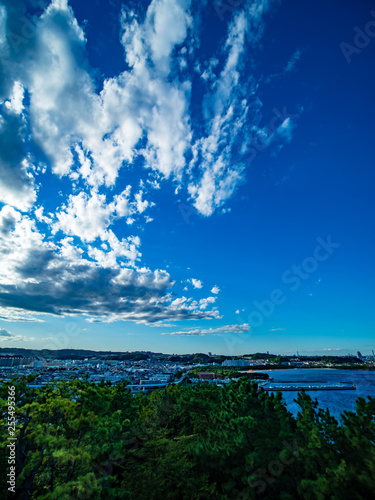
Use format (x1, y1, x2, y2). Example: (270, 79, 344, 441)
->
(261, 369, 375, 420)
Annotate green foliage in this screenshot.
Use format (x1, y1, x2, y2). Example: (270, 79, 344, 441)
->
(188, 366, 269, 380)
(1, 377, 374, 499)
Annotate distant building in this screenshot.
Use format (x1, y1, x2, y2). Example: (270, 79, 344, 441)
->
(148, 373, 172, 383)
(0, 357, 27, 367)
(0, 358, 13, 367)
(357, 351, 363, 360)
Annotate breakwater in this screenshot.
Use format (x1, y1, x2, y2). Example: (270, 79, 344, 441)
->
(263, 382, 356, 391)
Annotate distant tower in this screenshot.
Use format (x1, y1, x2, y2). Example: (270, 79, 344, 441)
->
(208, 352, 212, 357)
(357, 351, 363, 360)
(372, 350, 375, 358)
(297, 351, 300, 357)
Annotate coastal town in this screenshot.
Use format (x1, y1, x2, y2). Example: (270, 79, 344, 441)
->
(1, 350, 374, 394)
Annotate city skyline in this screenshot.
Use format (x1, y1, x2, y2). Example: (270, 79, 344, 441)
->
(0, 0, 374, 356)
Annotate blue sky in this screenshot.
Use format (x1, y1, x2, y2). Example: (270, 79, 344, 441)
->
(0, 0, 374, 355)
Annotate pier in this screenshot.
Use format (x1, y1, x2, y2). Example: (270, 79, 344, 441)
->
(263, 382, 356, 391)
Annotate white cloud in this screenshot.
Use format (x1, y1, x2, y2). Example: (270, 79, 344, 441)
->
(54, 191, 117, 243)
(0, 0, 295, 229)
(188, 1, 298, 217)
(235, 309, 240, 314)
(0, 0, 300, 330)
(4, 81, 24, 114)
(162, 323, 251, 336)
(1, 0, 192, 192)
(34, 206, 53, 225)
(135, 191, 149, 214)
(199, 296, 216, 309)
(191, 278, 203, 289)
(52, 187, 151, 246)
(144, 0, 192, 72)
(187, 1, 273, 216)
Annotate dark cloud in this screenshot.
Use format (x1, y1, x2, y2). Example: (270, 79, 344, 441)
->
(0, 206, 20, 235)
(0, 328, 12, 337)
(0, 105, 36, 210)
(0, 237, 219, 323)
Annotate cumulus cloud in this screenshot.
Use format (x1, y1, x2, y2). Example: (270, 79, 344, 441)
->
(191, 278, 203, 289)
(0, 0, 299, 329)
(52, 187, 150, 244)
(24, 0, 192, 187)
(199, 296, 216, 309)
(0, 208, 219, 323)
(0, 0, 291, 217)
(162, 323, 251, 336)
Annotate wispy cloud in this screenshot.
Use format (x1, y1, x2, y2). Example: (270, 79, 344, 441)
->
(0, 328, 52, 342)
(265, 48, 304, 83)
(162, 323, 251, 336)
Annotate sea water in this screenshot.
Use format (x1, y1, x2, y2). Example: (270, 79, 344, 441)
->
(262, 368, 375, 421)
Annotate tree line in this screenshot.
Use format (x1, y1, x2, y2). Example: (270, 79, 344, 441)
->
(1, 376, 374, 499)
